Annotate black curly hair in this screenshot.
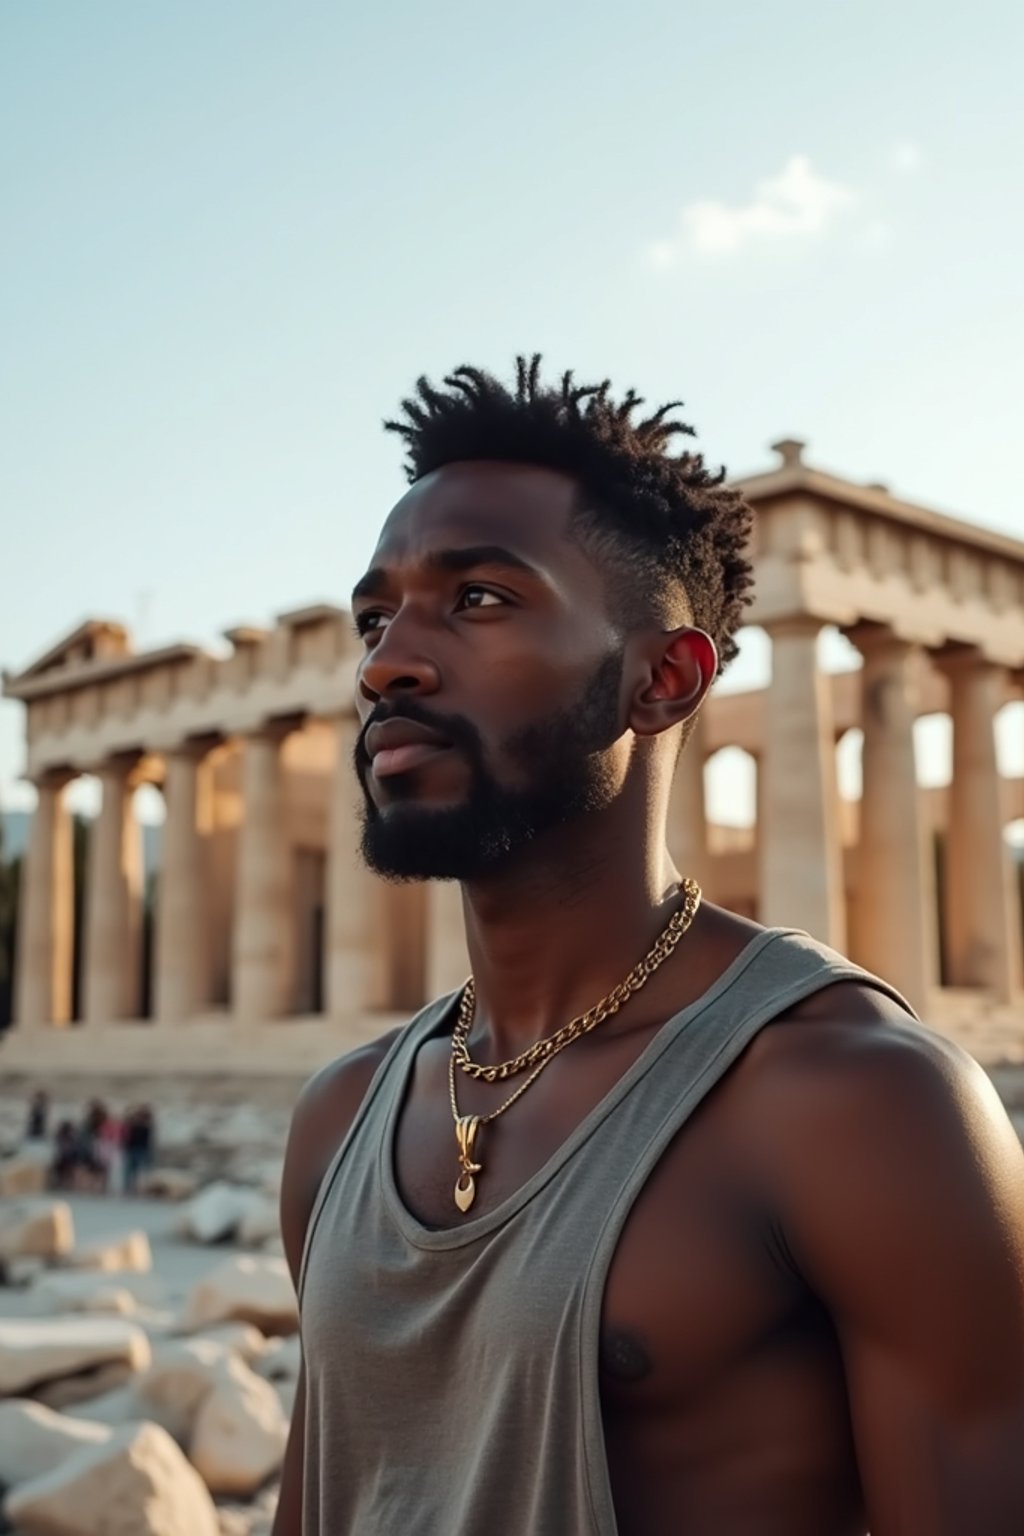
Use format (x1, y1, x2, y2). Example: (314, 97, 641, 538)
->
(384, 355, 754, 674)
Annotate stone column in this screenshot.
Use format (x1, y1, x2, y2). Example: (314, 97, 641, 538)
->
(82, 759, 143, 1025)
(323, 713, 388, 1017)
(233, 725, 294, 1021)
(15, 771, 75, 1028)
(666, 710, 712, 896)
(940, 650, 1021, 999)
(758, 618, 846, 948)
(154, 745, 212, 1024)
(848, 627, 938, 1010)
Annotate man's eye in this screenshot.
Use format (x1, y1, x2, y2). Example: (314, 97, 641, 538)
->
(353, 611, 387, 637)
(457, 586, 505, 610)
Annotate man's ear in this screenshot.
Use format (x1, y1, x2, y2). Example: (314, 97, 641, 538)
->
(630, 627, 717, 737)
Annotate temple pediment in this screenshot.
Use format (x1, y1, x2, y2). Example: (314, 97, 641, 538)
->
(6, 618, 131, 685)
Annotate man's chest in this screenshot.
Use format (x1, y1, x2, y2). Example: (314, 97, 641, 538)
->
(391, 1036, 808, 1413)
(598, 1118, 808, 1411)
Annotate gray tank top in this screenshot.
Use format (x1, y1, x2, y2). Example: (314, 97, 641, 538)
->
(298, 927, 913, 1535)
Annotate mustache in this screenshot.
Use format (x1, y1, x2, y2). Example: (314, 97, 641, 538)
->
(353, 699, 485, 774)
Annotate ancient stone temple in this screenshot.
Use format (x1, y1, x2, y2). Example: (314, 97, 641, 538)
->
(3, 441, 1023, 1076)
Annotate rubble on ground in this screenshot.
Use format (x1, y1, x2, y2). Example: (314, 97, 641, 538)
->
(0, 1198, 74, 1265)
(0, 1099, 295, 1534)
(177, 1181, 271, 1245)
(5, 1420, 222, 1536)
(0, 1316, 152, 1397)
(0, 1311, 288, 1532)
(62, 1228, 153, 1273)
(183, 1254, 298, 1336)
(0, 1147, 50, 1198)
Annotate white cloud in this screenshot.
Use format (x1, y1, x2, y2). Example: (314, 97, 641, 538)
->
(649, 155, 857, 266)
(889, 141, 923, 174)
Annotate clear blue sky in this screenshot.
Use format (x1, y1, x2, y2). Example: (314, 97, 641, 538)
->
(3, 0, 1022, 815)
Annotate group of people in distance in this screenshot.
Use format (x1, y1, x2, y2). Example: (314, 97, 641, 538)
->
(25, 1090, 156, 1195)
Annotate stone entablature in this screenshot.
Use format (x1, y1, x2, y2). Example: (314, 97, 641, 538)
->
(4, 605, 361, 782)
(3, 442, 1023, 1067)
(740, 441, 1024, 669)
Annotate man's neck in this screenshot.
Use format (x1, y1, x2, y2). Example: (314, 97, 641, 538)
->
(456, 809, 688, 1062)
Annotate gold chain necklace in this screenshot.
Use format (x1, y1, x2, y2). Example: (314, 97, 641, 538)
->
(447, 878, 701, 1213)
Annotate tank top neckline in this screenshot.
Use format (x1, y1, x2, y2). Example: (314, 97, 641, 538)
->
(379, 925, 787, 1252)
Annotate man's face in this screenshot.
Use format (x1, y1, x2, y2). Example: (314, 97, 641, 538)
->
(351, 461, 629, 881)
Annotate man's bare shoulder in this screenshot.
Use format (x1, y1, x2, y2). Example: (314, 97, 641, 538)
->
(293, 1028, 405, 1142)
(733, 978, 1024, 1526)
(279, 1028, 403, 1281)
(743, 976, 1008, 1157)
(736, 978, 1024, 1300)
(749, 976, 987, 1108)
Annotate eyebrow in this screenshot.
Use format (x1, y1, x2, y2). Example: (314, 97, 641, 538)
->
(351, 545, 542, 604)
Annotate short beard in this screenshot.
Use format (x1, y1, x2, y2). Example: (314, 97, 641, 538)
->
(356, 652, 623, 882)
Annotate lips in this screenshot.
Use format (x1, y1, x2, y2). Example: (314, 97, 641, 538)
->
(365, 718, 453, 779)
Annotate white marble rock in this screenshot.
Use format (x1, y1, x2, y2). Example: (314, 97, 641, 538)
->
(188, 1354, 290, 1497)
(178, 1182, 266, 1245)
(183, 1254, 298, 1337)
(0, 1198, 74, 1262)
(236, 1196, 281, 1249)
(0, 1316, 151, 1397)
(33, 1358, 138, 1410)
(26, 1267, 153, 1315)
(189, 1321, 267, 1363)
(0, 1398, 112, 1489)
(5, 1420, 221, 1536)
(0, 1148, 50, 1198)
(63, 1228, 153, 1273)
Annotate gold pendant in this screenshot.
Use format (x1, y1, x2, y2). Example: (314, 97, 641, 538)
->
(453, 1115, 483, 1215)
(454, 1171, 476, 1212)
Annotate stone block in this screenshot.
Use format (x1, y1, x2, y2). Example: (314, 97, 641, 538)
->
(178, 1182, 265, 1244)
(183, 1255, 297, 1337)
(132, 1336, 236, 1445)
(0, 1316, 151, 1396)
(236, 1196, 280, 1249)
(0, 1148, 49, 1198)
(5, 1420, 220, 1536)
(0, 1198, 74, 1261)
(76, 1286, 141, 1316)
(34, 1358, 138, 1409)
(63, 1229, 153, 1273)
(0, 1398, 111, 1489)
(27, 1269, 150, 1316)
(189, 1356, 289, 1497)
(63, 1383, 139, 1426)
(190, 1321, 267, 1364)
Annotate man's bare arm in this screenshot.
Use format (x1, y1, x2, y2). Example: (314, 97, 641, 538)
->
(271, 1031, 401, 1536)
(771, 1005, 1024, 1534)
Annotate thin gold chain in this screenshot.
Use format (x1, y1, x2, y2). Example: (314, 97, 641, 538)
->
(448, 877, 702, 1130)
(452, 876, 702, 1086)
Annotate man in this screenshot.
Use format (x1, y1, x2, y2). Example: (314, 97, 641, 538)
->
(275, 359, 1024, 1535)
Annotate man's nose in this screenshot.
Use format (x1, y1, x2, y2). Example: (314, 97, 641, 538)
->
(357, 614, 441, 702)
